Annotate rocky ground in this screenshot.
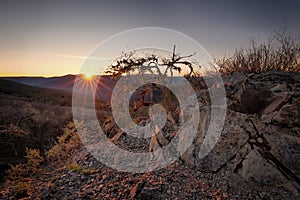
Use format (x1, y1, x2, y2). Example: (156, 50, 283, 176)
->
(1, 71, 300, 199)
(5, 151, 296, 199)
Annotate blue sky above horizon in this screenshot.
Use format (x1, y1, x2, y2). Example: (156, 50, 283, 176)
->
(0, 0, 299, 77)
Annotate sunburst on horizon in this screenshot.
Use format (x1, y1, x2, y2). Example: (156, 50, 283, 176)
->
(82, 72, 95, 81)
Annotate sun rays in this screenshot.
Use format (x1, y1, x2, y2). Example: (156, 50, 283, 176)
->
(74, 74, 112, 103)
(83, 73, 94, 81)
(75, 74, 98, 95)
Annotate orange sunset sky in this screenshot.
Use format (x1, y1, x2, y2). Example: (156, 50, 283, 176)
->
(0, 0, 299, 77)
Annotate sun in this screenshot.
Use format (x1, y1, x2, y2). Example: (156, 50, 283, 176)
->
(75, 73, 99, 96)
(83, 73, 94, 80)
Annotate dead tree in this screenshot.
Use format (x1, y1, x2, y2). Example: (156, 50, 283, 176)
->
(105, 45, 197, 79)
(105, 45, 199, 109)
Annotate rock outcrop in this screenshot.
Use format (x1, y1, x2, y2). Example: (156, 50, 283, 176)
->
(182, 71, 300, 192)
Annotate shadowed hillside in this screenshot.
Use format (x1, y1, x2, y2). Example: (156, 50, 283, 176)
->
(0, 79, 72, 106)
(1, 75, 117, 101)
(0, 80, 73, 181)
(1, 75, 76, 91)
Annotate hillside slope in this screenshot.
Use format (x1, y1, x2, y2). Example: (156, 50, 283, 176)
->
(0, 80, 73, 181)
(1, 75, 75, 91)
(0, 79, 72, 106)
(1, 72, 299, 199)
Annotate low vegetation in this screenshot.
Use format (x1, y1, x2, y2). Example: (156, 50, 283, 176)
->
(5, 148, 43, 181)
(216, 28, 300, 74)
(1, 121, 85, 198)
(3, 148, 44, 198)
(46, 121, 81, 163)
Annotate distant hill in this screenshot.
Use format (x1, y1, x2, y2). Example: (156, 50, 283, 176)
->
(1, 75, 76, 91)
(0, 75, 190, 102)
(0, 79, 72, 106)
(0, 75, 117, 101)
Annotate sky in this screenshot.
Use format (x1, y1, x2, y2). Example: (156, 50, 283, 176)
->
(0, 0, 299, 77)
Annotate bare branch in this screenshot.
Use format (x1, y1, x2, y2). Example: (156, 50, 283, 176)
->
(105, 46, 197, 78)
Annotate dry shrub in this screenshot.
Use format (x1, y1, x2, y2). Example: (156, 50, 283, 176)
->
(216, 28, 300, 74)
(46, 121, 81, 162)
(5, 122, 80, 182)
(5, 148, 43, 181)
(2, 122, 80, 198)
(25, 148, 44, 170)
